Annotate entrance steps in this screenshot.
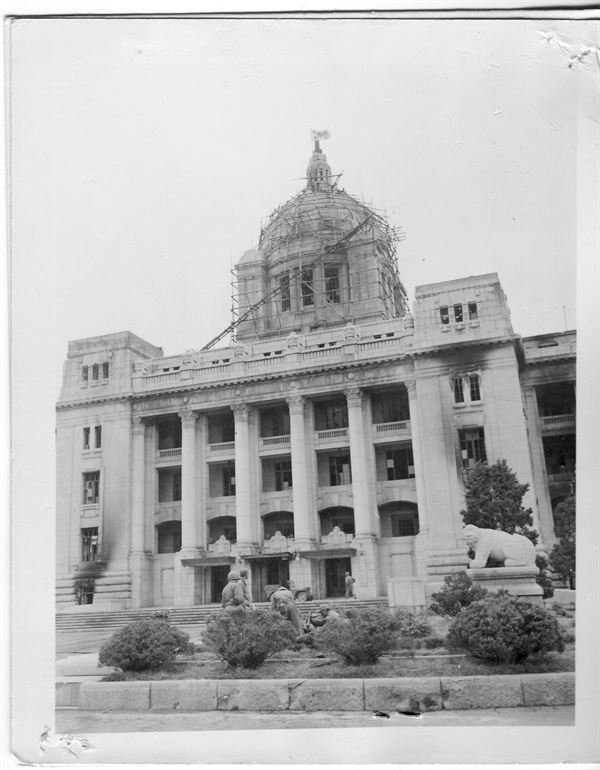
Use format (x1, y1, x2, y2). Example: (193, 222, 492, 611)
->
(56, 598, 388, 635)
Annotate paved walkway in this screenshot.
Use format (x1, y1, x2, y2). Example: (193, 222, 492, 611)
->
(56, 705, 574, 732)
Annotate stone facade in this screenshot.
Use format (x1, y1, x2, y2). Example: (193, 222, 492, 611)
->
(56, 144, 576, 612)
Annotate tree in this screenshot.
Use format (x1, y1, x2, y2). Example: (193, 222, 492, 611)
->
(549, 495, 576, 589)
(461, 459, 538, 545)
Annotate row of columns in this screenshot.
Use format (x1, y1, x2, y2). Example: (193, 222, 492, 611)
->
(130, 383, 427, 557)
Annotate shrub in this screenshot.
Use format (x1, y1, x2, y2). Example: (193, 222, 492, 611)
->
(202, 609, 297, 669)
(315, 606, 401, 665)
(422, 636, 446, 649)
(429, 572, 489, 619)
(394, 609, 433, 638)
(98, 620, 190, 672)
(446, 594, 565, 663)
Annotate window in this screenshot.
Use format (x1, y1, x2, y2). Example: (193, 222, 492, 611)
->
(260, 406, 290, 437)
(81, 527, 99, 562)
(453, 304, 463, 323)
(92, 364, 99, 381)
(468, 374, 481, 402)
(371, 389, 410, 423)
(83, 472, 100, 504)
(451, 377, 465, 404)
(391, 513, 419, 537)
(324, 266, 341, 304)
(82, 366, 89, 382)
(440, 306, 449, 325)
(263, 512, 294, 539)
(222, 464, 236, 496)
(385, 448, 415, 481)
(279, 275, 291, 312)
(459, 428, 487, 469)
(315, 400, 348, 430)
(102, 362, 110, 379)
(94, 425, 102, 449)
(329, 455, 351, 486)
(274, 461, 293, 491)
(158, 468, 182, 502)
(158, 418, 182, 449)
(535, 381, 576, 417)
(83, 427, 91, 450)
(468, 302, 478, 320)
(208, 517, 237, 544)
(208, 412, 235, 443)
(76, 579, 95, 605)
(301, 268, 314, 307)
(157, 521, 182, 554)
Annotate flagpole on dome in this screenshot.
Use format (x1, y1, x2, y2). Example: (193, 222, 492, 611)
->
(310, 128, 331, 153)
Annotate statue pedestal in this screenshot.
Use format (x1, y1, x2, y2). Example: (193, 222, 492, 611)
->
(467, 566, 544, 605)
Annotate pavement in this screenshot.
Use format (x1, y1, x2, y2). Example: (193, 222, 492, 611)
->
(56, 705, 575, 732)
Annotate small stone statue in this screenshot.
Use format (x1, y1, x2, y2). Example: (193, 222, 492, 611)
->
(463, 524, 537, 569)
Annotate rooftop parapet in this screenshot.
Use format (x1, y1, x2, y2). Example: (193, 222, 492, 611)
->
(521, 331, 576, 364)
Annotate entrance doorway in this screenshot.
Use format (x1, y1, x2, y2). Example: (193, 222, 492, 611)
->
(253, 558, 290, 602)
(324, 558, 351, 597)
(210, 565, 231, 604)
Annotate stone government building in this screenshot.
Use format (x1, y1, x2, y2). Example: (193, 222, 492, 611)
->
(55, 141, 576, 612)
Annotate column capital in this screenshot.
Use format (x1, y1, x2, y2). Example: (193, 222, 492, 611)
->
(231, 402, 252, 422)
(132, 416, 146, 435)
(286, 394, 307, 414)
(178, 409, 197, 428)
(405, 380, 417, 398)
(344, 386, 364, 408)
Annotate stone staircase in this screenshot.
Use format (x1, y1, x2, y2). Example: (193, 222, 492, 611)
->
(56, 598, 389, 635)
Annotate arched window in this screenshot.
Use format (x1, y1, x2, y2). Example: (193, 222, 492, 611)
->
(262, 511, 294, 539)
(379, 501, 419, 537)
(319, 506, 355, 537)
(156, 521, 182, 554)
(208, 516, 237, 544)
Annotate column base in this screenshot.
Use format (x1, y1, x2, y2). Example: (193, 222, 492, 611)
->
(351, 535, 380, 599)
(129, 551, 153, 609)
(174, 547, 203, 607)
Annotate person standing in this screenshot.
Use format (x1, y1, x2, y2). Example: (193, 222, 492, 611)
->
(344, 571, 356, 599)
(239, 568, 253, 609)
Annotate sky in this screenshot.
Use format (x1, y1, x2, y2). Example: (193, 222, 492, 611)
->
(9, 16, 591, 397)
(7, 12, 599, 765)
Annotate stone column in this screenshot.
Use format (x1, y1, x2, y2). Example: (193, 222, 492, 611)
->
(346, 387, 378, 598)
(232, 403, 255, 551)
(130, 416, 152, 608)
(287, 394, 314, 545)
(406, 380, 429, 532)
(345, 387, 374, 537)
(130, 416, 146, 554)
(178, 409, 198, 551)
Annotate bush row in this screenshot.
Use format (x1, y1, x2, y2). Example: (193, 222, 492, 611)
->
(99, 582, 567, 673)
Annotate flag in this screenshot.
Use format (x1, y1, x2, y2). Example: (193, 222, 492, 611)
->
(311, 129, 331, 141)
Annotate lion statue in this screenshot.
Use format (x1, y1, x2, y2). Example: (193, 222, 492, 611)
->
(463, 524, 537, 569)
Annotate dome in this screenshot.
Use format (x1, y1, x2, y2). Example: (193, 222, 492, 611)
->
(259, 186, 388, 264)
